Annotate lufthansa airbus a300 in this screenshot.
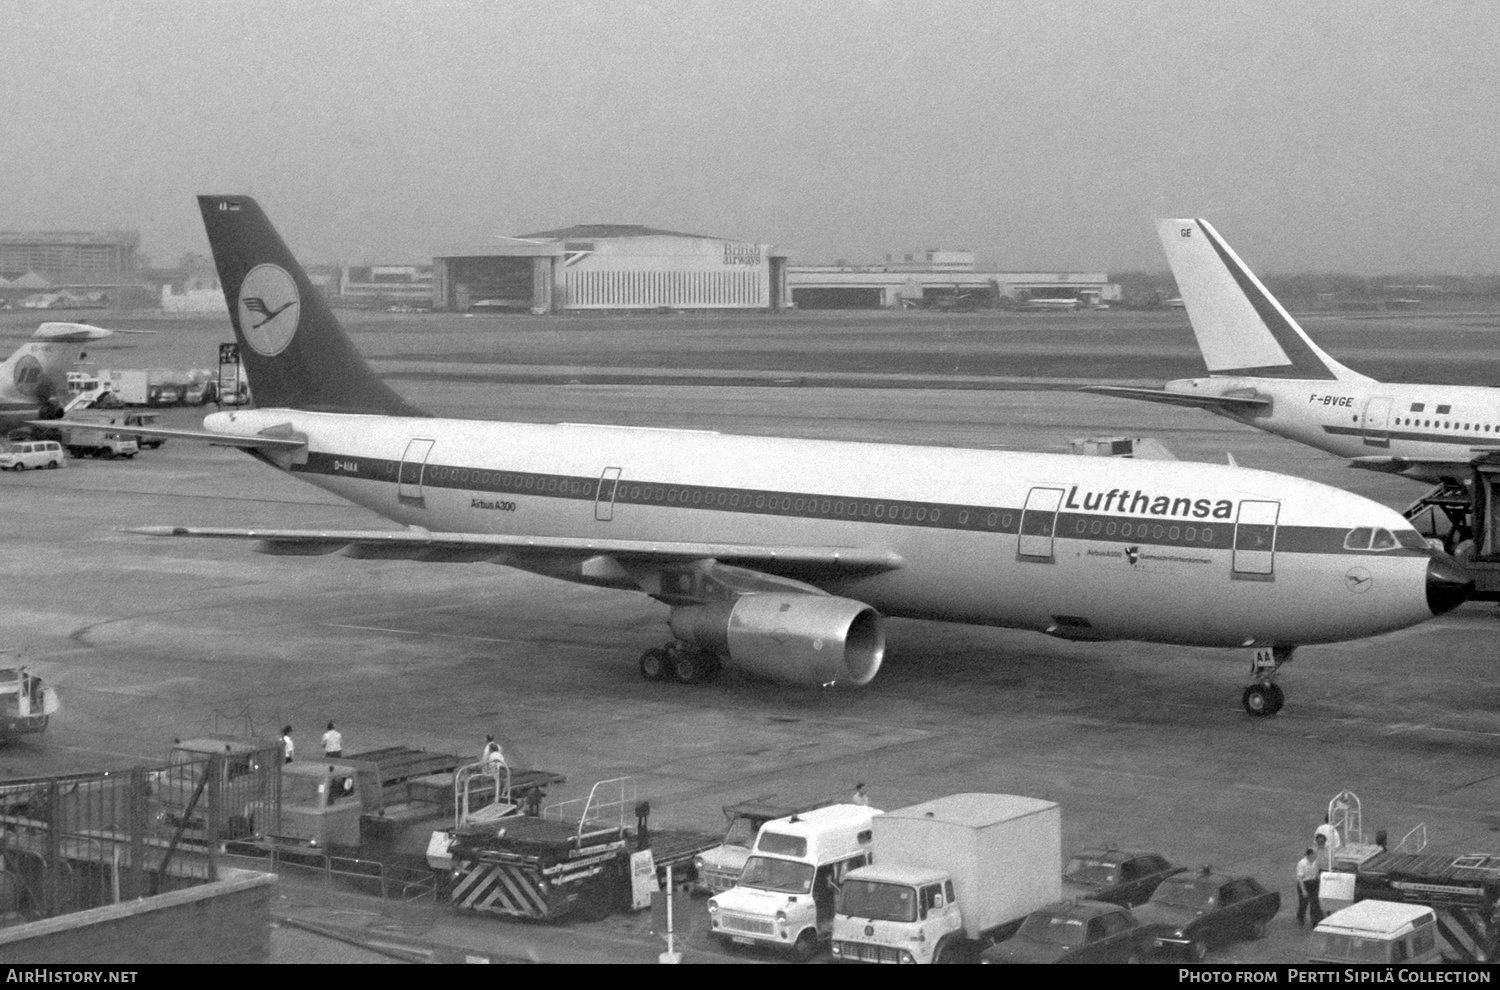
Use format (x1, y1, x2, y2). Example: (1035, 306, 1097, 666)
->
(121, 197, 1471, 717)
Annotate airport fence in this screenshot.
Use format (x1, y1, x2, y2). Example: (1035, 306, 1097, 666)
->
(0, 743, 282, 925)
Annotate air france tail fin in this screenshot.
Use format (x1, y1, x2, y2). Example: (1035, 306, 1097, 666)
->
(197, 195, 426, 416)
(1157, 219, 1369, 382)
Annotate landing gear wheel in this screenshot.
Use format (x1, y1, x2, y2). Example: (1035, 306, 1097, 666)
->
(1265, 683, 1285, 715)
(639, 648, 668, 681)
(1242, 684, 1275, 717)
(672, 648, 707, 684)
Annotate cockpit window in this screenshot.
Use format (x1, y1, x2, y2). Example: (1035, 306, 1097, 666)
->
(1344, 527, 1374, 551)
(1370, 529, 1399, 551)
(1397, 530, 1433, 552)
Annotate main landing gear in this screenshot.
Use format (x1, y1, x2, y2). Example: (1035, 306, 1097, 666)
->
(639, 641, 722, 685)
(1242, 646, 1294, 717)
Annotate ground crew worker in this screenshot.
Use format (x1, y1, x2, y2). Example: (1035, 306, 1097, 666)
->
(321, 721, 343, 759)
(1296, 848, 1322, 925)
(481, 734, 505, 767)
(1314, 814, 1342, 856)
(281, 725, 295, 764)
(852, 782, 869, 806)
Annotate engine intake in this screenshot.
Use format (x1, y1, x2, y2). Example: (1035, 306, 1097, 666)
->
(669, 594, 885, 687)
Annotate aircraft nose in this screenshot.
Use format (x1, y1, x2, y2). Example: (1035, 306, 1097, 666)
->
(1426, 552, 1474, 615)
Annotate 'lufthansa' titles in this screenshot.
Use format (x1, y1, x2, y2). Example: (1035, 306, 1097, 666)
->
(1064, 485, 1234, 519)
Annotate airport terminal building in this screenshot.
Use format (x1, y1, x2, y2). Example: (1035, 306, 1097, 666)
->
(433, 225, 789, 313)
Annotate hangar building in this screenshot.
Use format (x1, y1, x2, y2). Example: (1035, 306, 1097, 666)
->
(433, 225, 788, 313)
(788, 250, 1118, 309)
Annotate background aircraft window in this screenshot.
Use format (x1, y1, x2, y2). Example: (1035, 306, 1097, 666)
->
(874, 505, 885, 518)
(1106, 522, 1117, 536)
(916, 507, 926, 521)
(1344, 527, 1373, 550)
(525, 477, 535, 489)
(1002, 513, 1013, 528)
(987, 512, 999, 527)
(1370, 529, 1399, 550)
(861, 503, 871, 517)
(1169, 526, 1180, 540)
(1202, 527, 1214, 542)
(1186, 526, 1196, 540)
(958, 510, 969, 524)
(655, 487, 665, 500)
(1090, 521, 1103, 534)
(792, 498, 803, 511)
(902, 507, 912, 520)
(1411, 403, 1424, 411)
(1152, 524, 1164, 539)
(1075, 519, 1088, 533)
(1237, 524, 1274, 551)
(667, 489, 678, 502)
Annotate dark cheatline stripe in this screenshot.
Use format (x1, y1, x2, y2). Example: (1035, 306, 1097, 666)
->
(1324, 424, 1500, 448)
(1197, 219, 1338, 381)
(289, 450, 1426, 558)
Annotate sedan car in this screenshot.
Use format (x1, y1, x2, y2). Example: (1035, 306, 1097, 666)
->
(1062, 849, 1184, 907)
(1133, 869, 1280, 961)
(980, 900, 1149, 964)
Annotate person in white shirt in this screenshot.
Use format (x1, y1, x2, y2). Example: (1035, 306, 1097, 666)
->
(481, 734, 505, 767)
(280, 725, 295, 765)
(1295, 848, 1323, 925)
(321, 721, 343, 759)
(852, 782, 869, 806)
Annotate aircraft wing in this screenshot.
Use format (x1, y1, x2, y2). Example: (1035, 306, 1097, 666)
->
(1349, 455, 1481, 476)
(1079, 385, 1270, 412)
(128, 524, 904, 571)
(26, 421, 306, 451)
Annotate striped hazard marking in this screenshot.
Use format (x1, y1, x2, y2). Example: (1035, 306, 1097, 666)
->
(452, 861, 551, 918)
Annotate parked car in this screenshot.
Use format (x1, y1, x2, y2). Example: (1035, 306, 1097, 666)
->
(1134, 868, 1280, 961)
(980, 900, 1149, 964)
(0, 440, 65, 471)
(1062, 849, 1184, 907)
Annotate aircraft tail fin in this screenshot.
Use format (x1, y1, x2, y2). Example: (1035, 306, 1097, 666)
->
(1157, 219, 1368, 382)
(196, 195, 426, 416)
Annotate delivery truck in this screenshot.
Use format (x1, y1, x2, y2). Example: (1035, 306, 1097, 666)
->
(831, 793, 1062, 964)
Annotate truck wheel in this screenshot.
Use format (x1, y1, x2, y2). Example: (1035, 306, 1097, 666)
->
(639, 648, 667, 680)
(12, 463, 23, 471)
(792, 929, 820, 960)
(933, 936, 967, 964)
(46, 460, 57, 469)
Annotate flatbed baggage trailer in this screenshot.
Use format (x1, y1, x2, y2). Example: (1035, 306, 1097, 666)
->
(1354, 850, 1500, 961)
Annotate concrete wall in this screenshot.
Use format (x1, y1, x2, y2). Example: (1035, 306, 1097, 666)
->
(0, 868, 275, 964)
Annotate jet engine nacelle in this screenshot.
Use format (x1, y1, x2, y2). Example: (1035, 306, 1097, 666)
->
(669, 594, 885, 687)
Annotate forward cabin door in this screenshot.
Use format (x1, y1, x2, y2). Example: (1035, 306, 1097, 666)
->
(1233, 500, 1280, 578)
(1362, 396, 1393, 447)
(1018, 487, 1065, 561)
(398, 438, 436, 507)
(595, 467, 622, 521)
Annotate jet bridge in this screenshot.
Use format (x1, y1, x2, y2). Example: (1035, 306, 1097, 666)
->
(1404, 453, 1500, 600)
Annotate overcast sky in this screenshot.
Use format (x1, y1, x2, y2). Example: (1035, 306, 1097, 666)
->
(4, 1, 1499, 273)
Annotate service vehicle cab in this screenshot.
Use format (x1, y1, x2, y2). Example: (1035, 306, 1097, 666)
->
(708, 803, 879, 958)
(693, 796, 833, 895)
(1310, 901, 1442, 964)
(0, 440, 64, 471)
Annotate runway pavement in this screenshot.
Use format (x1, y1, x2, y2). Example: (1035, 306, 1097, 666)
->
(4, 310, 1499, 963)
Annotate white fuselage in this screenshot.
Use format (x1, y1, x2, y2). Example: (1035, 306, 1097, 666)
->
(206, 407, 1440, 649)
(1166, 378, 1500, 482)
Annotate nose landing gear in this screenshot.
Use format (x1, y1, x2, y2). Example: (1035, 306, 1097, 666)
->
(1242, 645, 1293, 717)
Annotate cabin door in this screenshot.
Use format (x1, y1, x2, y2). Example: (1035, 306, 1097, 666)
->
(1018, 487, 1066, 560)
(595, 467, 623, 521)
(398, 438, 436, 506)
(1233, 500, 1280, 578)
(1362, 396, 1393, 447)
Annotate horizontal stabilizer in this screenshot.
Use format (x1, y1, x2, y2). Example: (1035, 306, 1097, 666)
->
(26, 421, 306, 451)
(1079, 385, 1270, 411)
(127, 525, 905, 571)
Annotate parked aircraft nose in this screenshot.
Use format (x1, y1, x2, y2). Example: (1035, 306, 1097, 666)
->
(1427, 553, 1474, 615)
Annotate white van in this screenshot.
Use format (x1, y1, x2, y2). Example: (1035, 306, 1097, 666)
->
(707, 803, 880, 958)
(1310, 900, 1443, 964)
(0, 440, 65, 471)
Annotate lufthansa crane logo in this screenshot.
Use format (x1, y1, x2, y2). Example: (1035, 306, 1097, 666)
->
(1344, 567, 1373, 594)
(237, 263, 301, 356)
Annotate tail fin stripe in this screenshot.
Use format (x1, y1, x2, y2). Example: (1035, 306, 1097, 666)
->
(1194, 220, 1338, 381)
